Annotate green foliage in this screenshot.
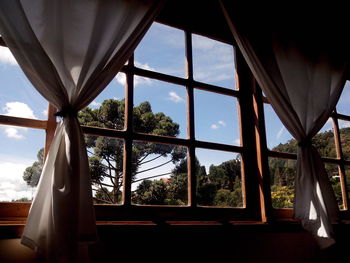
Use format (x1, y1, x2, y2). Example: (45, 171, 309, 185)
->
(12, 197, 32, 202)
(271, 185, 294, 208)
(133, 156, 243, 207)
(270, 127, 350, 208)
(23, 99, 183, 204)
(23, 101, 350, 208)
(23, 148, 44, 187)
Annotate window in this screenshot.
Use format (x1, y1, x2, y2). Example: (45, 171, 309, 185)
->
(0, 22, 262, 222)
(79, 22, 259, 221)
(260, 80, 350, 216)
(7, 21, 350, 224)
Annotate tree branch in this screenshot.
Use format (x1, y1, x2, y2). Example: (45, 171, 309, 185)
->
(136, 160, 173, 175)
(138, 153, 164, 166)
(133, 172, 173, 183)
(93, 196, 113, 204)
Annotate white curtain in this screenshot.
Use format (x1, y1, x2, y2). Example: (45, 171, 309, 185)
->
(0, 0, 164, 262)
(221, 2, 349, 247)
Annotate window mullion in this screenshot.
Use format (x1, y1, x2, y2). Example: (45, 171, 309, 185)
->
(185, 30, 197, 207)
(332, 111, 349, 210)
(122, 55, 135, 206)
(44, 103, 57, 160)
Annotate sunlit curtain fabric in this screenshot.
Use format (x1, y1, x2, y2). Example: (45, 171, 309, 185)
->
(221, 2, 349, 247)
(0, 0, 164, 262)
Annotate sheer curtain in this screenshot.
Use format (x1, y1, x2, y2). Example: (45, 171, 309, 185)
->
(221, 2, 349, 247)
(0, 0, 164, 262)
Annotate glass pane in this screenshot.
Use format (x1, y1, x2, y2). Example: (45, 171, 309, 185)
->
(0, 46, 48, 120)
(132, 141, 187, 206)
(336, 80, 350, 115)
(313, 119, 337, 158)
(86, 136, 124, 204)
(339, 120, 350, 160)
(134, 79, 187, 138)
(0, 127, 45, 202)
(135, 22, 185, 77)
(269, 158, 296, 209)
(78, 73, 125, 130)
(196, 149, 243, 207)
(192, 34, 236, 89)
(324, 163, 343, 209)
(264, 104, 295, 153)
(195, 90, 240, 145)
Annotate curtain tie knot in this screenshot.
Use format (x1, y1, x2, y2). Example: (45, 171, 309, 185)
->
(54, 106, 77, 118)
(298, 138, 312, 147)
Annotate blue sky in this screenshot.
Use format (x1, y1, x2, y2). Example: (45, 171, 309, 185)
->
(1, 22, 350, 201)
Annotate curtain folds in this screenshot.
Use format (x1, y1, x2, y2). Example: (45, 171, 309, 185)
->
(221, 2, 349, 247)
(0, 0, 164, 262)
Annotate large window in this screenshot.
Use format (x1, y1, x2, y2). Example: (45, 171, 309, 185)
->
(78, 23, 254, 220)
(2, 22, 348, 223)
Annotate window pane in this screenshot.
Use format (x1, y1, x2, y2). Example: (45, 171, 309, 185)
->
(324, 163, 343, 209)
(196, 149, 243, 207)
(339, 120, 350, 160)
(0, 47, 48, 120)
(0, 127, 45, 202)
(195, 90, 240, 145)
(134, 79, 187, 138)
(79, 73, 125, 130)
(132, 141, 187, 206)
(135, 22, 185, 77)
(336, 80, 350, 115)
(313, 119, 336, 158)
(86, 136, 124, 204)
(264, 104, 295, 153)
(192, 34, 236, 89)
(269, 158, 296, 209)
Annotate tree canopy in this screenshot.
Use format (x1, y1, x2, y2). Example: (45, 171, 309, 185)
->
(23, 100, 349, 208)
(23, 99, 184, 204)
(270, 127, 350, 208)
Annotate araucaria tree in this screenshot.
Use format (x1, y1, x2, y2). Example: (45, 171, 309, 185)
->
(23, 99, 185, 204)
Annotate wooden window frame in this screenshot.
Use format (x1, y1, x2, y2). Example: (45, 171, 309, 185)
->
(0, 26, 265, 224)
(256, 83, 350, 220)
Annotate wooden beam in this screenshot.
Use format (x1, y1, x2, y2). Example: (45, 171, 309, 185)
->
(0, 115, 47, 130)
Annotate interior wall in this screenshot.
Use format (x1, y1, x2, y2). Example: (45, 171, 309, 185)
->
(1, 224, 346, 263)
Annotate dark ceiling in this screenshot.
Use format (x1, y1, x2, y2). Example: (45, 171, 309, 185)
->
(156, 0, 235, 44)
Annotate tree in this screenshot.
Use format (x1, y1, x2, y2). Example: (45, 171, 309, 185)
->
(23, 148, 44, 187)
(270, 127, 350, 208)
(23, 99, 185, 204)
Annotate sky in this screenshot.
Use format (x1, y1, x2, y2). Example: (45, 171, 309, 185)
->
(1, 22, 350, 201)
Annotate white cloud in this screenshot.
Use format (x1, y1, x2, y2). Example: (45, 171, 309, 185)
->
(135, 61, 155, 71)
(90, 101, 101, 108)
(168, 91, 184, 103)
(234, 138, 241, 145)
(192, 34, 236, 85)
(151, 22, 185, 49)
(0, 161, 36, 201)
(276, 126, 286, 139)
(192, 35, 216, 51)
(3, 101, 36, 119)
(42, 109, 48, 118)
(0, 46, 18, 66)
(3, 127, 24, 139)
(115, 63, 154, 87)
(211, 120, 227, 131)
(218, 120, 226, 127)
(1, 102, 37, 139)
